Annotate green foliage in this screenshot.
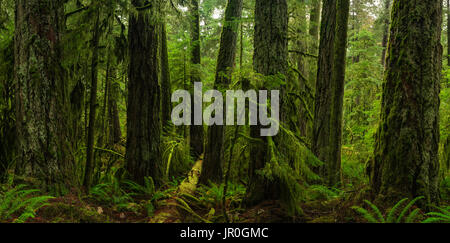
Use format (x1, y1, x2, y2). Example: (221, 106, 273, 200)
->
(422, 206, 450, 223)
(162, 130, 194, 180)
(196, 182, 246, 209)
(440, 176, 450, 201)
(352, 197, 424, 223)
(0, 184, 54, 223)
(305, 185, 343, 201)
(89, 179, 133, 212)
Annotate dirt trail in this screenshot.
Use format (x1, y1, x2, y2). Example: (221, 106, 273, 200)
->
(149, 158, 203, 223)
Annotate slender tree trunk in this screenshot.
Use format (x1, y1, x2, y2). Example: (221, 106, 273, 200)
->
(126, 0, 163, 186)
(84, 9, 100, 189)
(306, 0, 321, 142)
(311, 0, 337, 185)
(161, 22, 172, 129)
(245, 0, 288, 206)
(328, 0, 350, 186)
(200, 0, 243, 185)
(309, 0, 321, 54)
(369, 0, 442, 207)
(107, 66, 122, 146)
(15, 0, 75, 193)
(381, 0, 391, 67)
(189, 0, 204, 159)
(99, 53, 110, 148)
(297, 0, 309, 138)
(448, 0, 450, 65)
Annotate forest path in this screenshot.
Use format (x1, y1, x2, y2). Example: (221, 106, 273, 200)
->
(149, 157, 203, 223)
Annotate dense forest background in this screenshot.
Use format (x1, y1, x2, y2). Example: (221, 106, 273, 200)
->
(0, 0, 449, 223)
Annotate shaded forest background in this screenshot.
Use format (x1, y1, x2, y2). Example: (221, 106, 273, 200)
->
(0, 0, 449, 223)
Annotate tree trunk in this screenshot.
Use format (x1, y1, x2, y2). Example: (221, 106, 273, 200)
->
(380, 0, 391, 68)
(447, 0, 450, 66)
(200, 0, 243, 185)
(107, 66, 122, 146)
(126, 0, 163, 186)
(297, 0, 309, 138)
(189, 0, 204, 159)
(245, 0, 288, 206)
(84, 8, 100, 189)
(328, 0, 350, 186)
(369, 0, 442, 207)
(15, 0, 75, 193)
(311, 0, 337, 185)
(161, 22, 172, 129)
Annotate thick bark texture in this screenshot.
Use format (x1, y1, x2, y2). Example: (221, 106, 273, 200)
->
(245, 0, 288, 206)
(200, 0, 243, 185)
(189, 0, 204, 159)
(15, 0, 75, 193)
(311, 0, 338, 185)
(369, 0, 442, 207)
(126, 0, 162, 186)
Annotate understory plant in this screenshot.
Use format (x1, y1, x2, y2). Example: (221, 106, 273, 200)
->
(352, 196, 424, 223)
(0, 184, 54, 223)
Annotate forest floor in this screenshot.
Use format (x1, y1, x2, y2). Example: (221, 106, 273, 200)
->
(3, 156, 448, 223)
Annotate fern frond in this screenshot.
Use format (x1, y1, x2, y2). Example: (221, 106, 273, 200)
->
(396, 196, 424, 223)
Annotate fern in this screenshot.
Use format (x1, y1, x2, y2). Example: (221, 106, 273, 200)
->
(352, 197, 424, 223)
(0, 184, 54, 223)
(422, 206, 450, 223)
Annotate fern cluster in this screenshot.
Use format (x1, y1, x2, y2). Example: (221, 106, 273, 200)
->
(423, 206, 450, 223)
(0, 184, 54, 223)
(352, 197, 424, 223)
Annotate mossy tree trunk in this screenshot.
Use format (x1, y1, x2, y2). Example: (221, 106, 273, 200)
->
(245, 0, 288, 206)
(311, 0, 349, 187)
(369, 0, 442, 207)
(380, 0, 391, 68)
(84, 8, 100, 189)
(126, 0, 163, 186)
(200, 0, 243, 185)
(296, 0, 309, 138)
(107, 66, 122, 146)
(329, 0, 350, 186)
(14, 0, 75, 193)
(189, 0, 204, 159)
(448, 0, 450, 66)
(161, 21, 172, 129)
(311, 0, 337, 185)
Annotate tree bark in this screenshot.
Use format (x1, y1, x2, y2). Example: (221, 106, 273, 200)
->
(200, 0, 243, 185)
(161, 22, 172, 129)
(297, 0, 309, 138)
(126, 0, 163, 186)
(245, 0, 288, 206)
(311, 0, 337, 185)
(15, 0, 75, 193)
(369, 0, 442, 207)
(328, 0, 350, 186)
(448, 0, 450, 65)
(189, 0, 204, 159)
(380, 0, 391, 68)
(107, 66, 122, 146)
(84, 8, 100, 189)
